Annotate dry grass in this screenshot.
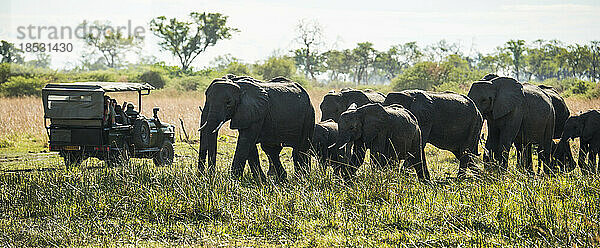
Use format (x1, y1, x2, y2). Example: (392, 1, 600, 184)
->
(0, 88, 332, 142)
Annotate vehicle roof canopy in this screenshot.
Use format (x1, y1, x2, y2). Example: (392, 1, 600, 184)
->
(43, 82, 155, 92)
(42, 82, 154, 120)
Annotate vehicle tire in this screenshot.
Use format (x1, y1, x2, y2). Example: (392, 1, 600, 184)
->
(61, 151, 84, 167)
(133, 120, 151, 148)
(153, 140, 174, 166)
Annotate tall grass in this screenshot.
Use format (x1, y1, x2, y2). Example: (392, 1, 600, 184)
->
(0, 150, 599, 246)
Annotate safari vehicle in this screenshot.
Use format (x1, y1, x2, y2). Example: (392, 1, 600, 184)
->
(42, 82, 175, 167)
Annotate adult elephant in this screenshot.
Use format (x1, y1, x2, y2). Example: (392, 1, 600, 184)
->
(383, 90, 483, 177)
(332, 103, 428, 180)
(319, 88, 385, 175)
(558, 110, 600, 175)
(198, 75, 315, 182)
(468, 76, 555, 173)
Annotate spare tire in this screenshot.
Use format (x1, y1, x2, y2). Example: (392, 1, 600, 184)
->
(133, 119, 151, 148)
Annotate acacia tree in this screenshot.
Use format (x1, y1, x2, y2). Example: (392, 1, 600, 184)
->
(293, 19, 324, 80)
(150, 12, 238, 72)
(81, 21, 142, 68)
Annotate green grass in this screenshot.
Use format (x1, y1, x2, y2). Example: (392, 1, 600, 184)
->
(0, 136, 599, 247)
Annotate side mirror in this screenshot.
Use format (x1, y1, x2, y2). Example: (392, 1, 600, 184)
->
(153, 107, 160, 118)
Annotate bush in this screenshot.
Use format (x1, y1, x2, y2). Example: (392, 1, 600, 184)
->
(224, 62, 251, 76)
(392, 55, 485, 93)
(138, 71, 165, 89)
(392, 61, 446, 91)
(0, 63, 10, 84)
(172, 75, 212, 92)
(71, 70, 121, 82)
(0, 76, 48, 97)
(254, 56, 296, 80)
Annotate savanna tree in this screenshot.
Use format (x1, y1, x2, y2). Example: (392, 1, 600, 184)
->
(150, 12, 239, 72)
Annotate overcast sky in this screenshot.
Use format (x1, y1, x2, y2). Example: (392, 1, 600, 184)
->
(1, 0, 599, 69)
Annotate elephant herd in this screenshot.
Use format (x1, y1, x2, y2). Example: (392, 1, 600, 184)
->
(197, 74, 598, 183)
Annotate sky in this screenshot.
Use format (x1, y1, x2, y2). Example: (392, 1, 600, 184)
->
(0, 0, 599, 69)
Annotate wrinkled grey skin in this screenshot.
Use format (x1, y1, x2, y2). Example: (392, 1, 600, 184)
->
(319, 88, 385, 176)
(310, 120, 346, 173)
(383, 90, 483, 177)
(198, 75, 315, 182)
(333, 103, 428, 181)
(558, 110, 600, 175)
(468, 77, 555, 173)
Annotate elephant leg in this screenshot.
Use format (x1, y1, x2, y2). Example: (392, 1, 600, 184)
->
(455, 151, 474, 178)
(247, 144, 266, 183)
(590, 150, 597, 174)
(525, 144, 534, 174)
(261, 143, 286, 182)
(231, 129, 259, 179)
(514, 142, 523, 170)
(483, 125, 500, 170)
(493, 141, 511, 173)
(412, 149, 429, 181)
(541, 145, 555, 175)
(292, 148, 310, 177)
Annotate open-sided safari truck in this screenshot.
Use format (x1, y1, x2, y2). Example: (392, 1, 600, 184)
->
(42, 82, 175, 167)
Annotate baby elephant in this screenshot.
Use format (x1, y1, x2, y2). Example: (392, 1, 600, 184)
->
(311, 120, 346, 173)
(332, 103, 428, 181)
(558, 110, 600, 174)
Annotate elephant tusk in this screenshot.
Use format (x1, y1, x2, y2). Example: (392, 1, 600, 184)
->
(212, 121, 225, 134)
(338, 143, 347, 150)
(328, 143, 336, 149)
(198, 122, 207, 131)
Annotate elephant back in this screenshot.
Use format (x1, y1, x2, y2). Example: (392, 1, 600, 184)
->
(539, 85, 570, 138)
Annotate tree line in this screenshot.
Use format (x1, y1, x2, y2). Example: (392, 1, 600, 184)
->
(0, 12, 598, 95)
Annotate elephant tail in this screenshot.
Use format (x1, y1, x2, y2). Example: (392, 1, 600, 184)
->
(467, 112, 484, 156)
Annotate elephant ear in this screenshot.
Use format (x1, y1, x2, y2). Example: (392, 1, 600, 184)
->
(359, 104, 390, 144)
(230, 80, 269, 129)
(491, 77, 524, 120)
(410, 91, 434, 125)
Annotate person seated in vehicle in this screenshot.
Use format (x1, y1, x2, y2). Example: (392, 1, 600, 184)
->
(103, 96, 117, 127)
(103, 96, 110, 126)
(109, 99, 118, 126)
(114, 101, 127, 125)
(125, 103, 139, 120)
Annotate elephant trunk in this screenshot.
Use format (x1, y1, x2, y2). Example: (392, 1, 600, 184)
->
(556, 138, 576, 172)
(198, 108, 222, 174)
